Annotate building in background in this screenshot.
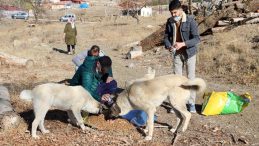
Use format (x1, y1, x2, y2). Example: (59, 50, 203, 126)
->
(60, 0, 83, 4)
(0, 5, 24, 18)
(49, 0, 61, 3)
(140, 6, 152, 17)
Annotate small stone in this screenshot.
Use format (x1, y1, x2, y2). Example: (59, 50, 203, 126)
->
(212, 127, 220, 132)
(126, 63, 135, 68)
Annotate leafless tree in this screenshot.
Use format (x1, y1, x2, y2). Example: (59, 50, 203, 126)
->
(20, 0, 45, 23)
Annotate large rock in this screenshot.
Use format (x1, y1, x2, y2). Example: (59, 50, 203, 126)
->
(0, 86, 22, 131)
(0, 86, 13, 114)
(0, 111, 22, 131)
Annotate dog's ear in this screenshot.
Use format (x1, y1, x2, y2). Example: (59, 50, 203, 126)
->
(111, 93, 119, 102)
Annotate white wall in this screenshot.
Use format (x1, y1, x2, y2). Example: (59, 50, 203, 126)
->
(49, 0, 60, 3)
(140, 7, 152, 17)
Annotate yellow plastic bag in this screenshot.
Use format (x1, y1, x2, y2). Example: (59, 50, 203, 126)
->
(202, 92, 228, 115)
(202, 92, 251, 116)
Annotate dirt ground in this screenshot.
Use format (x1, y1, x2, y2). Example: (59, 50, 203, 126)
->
(0, 4, 259, 146)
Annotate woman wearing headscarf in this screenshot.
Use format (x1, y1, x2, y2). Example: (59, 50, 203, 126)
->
(63, 17, 77, 55)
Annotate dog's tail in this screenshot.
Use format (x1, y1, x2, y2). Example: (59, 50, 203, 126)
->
(20, 90, 33, 102)
(181, 78, 206, 94)
(147, 66, 156, 78)
(125, 67, 156, 88)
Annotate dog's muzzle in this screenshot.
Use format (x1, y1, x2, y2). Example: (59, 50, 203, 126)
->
(110, 103, 121, 117)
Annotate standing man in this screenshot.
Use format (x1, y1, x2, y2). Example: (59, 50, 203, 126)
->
(164, 0, 200, 113)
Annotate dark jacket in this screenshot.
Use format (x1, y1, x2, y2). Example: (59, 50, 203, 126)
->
(164, 12, 200, 59)
(70, 56, 113, 101)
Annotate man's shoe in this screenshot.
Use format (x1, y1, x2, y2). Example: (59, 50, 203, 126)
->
(189, 104, 197, 113)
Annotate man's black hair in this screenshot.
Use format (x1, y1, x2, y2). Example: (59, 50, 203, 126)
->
(98, 56, 112, 74)
(169, 0, 182, 11)
(99, 56, 112, 68)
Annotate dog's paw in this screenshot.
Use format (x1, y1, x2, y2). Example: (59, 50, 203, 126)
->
(84, 126, 91, 131)
(42, 129, 50, 134)
(170, 128, 177, 133)
(81, 125, 86, 131)
(143, 128, 148, 134)
(144, 136, 152, 141)
(81, 125, 91, 131)
(82, 127, 92, 134)
(181, 127, 187, 132)
(32, 135, 40, 139)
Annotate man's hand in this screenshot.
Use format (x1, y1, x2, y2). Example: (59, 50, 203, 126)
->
(173, 42, 186, 50)
(106, 77, 113, 83)
(101, 94, 110, 102)
(168, 46, 176, 52)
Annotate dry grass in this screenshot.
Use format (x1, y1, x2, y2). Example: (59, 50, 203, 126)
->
(198, 24, 259, 85)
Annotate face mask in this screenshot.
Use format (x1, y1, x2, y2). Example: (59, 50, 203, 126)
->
(173, 16, 181, 22)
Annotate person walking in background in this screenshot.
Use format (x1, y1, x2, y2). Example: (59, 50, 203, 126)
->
(164, 0, 200, 113)
(72, 45, 105, 70)
(64, 17, 77, 55)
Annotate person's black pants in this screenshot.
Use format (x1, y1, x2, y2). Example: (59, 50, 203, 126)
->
(67, 45, 75, 53)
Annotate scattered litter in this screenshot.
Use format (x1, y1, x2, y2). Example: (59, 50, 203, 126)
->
(154, 125, 169, 128)
(146, 25, 154, 28)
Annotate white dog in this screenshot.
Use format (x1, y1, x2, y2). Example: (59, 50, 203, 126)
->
(20, 83, 100, 139)
(110, 74, 206, 140)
